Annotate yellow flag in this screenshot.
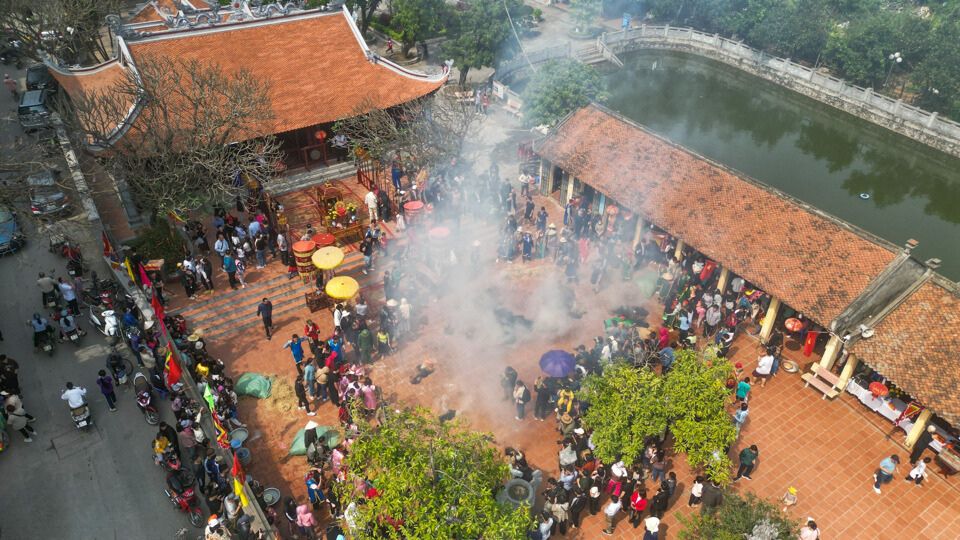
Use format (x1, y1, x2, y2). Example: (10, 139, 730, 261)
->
(124, 258, 136, 284)
(233, 477, 250, 507)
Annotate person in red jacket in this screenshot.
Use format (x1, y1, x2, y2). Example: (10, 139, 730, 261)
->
(629, 488, 648, 528)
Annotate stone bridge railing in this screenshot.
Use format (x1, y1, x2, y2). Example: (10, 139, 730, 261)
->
(600, 25, 960, 158)
(496, 43, 571, 80)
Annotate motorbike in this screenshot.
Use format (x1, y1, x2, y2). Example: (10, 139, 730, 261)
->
(165, 469, 204, 528)
(41, 289, 60, 310)
(37, 328, 57, 356)
(107, 352, 130, 386)
(0, 412, 7, 454)
(133, 372, 160, 425)
(54, 310, 85, 347)
(69, 402, 93, 429)
(89, 308, 120, 345)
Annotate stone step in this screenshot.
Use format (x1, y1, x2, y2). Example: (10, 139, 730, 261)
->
(175, 251, 365, 326)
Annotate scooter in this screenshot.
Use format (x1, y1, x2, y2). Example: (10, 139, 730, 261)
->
(107, 353, 130, 386)
(89, 308, 120, 345)
(165, 469, 204, 528)
(37, 329, 57, 357)
(70, 403, 93, 429)
(41, 289, 60, 310)
(133, 372, 160, 425)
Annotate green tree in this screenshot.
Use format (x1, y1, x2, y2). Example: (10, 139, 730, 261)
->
(748, 0, 832, 62)
(444, 0, 521, 87)
(823, 12, 931, 88)
(521, 58, 608, 126)
(338, 406, 532, 539)
(345, 0, 383, 35)
(390, 0, 448, 57)
(571, 0, 602, 32)
(678, 491, 799, 539)
(664, 349, 737, 485)
(911, 4, 960, 118)
(578, 363, 669, 464)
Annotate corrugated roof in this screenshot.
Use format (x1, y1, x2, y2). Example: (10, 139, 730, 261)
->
(537, 104, 897, 325)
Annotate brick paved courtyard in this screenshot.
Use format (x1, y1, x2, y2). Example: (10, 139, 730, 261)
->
(179, 189, 960, 539)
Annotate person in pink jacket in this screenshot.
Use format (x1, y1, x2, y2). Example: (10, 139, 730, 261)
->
(296, 504, 317, 539)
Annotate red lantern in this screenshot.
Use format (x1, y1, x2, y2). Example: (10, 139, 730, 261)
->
(315, 130, 327, 141)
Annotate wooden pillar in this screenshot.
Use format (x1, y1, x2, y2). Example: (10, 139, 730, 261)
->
(673, 239, 685, 260)
(759, 296, 781, 344)
(835, 352, 859, 391)
(716, 267, 731, 293)
(632, 216, 645, 249)
(818, 334, 843, 371)
(905, 409, 934, 449)
(564, 173, 575, 202)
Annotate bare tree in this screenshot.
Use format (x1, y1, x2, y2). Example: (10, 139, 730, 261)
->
(66, 56, 283, 216)
(333, 91, 477, 172)
(0, 0, 123, 65)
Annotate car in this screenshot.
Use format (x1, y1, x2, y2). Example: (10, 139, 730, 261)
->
(26, 169, 70, 217)
(0, 207, 25, 255)
(18, 89, 53, 132)
(26, 64, 55, 91)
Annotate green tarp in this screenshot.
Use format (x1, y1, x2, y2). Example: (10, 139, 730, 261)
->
(234, 373, 272, 398)
(288, 425, 342, 455)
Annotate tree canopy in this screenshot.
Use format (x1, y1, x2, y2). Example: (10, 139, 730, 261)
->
(390, 0, 448, 54)
(444, 0, 522, 86)
(68, 56, 282, 216)
(642, 0, 960, 120)
(0, 0, 122, 65)
(678, 491, 798, 540)
(338, 406, 532, 539)
(521, 59, 608, 127)
(578, 349, 736, 484)
(333, 92, 477, 171)
(664, 349, 737, 485)
(579, 363, 669, 464)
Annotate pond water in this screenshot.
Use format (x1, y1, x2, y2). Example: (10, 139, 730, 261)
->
(603, 51, 960, 280)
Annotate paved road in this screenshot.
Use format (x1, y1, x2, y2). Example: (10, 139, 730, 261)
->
(0, 67, 190, 540)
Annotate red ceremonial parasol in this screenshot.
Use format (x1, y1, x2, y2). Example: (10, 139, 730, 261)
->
(869, 381, 889, 398)
(312, 233, 336, 247)
(784, 318, 803, 332)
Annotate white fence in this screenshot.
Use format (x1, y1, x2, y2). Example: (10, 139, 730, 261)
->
(601, 25, 960, 157)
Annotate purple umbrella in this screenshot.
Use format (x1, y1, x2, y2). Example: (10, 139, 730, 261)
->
(539, 350, 576, 377)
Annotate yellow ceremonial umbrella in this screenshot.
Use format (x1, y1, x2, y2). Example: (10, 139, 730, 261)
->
(325, 276, 360, 300)
(311, 246, 345, 271)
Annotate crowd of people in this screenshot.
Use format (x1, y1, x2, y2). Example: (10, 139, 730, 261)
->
(131, 155, 826, 539)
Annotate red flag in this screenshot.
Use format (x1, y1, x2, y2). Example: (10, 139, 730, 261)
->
(232, 451, 246, 483)
(802, 331, 817, 357)
(164, 351, 182, 387)
(138, 264, 152, 289)
(102, 231, 113, 258)
(151, 292, 165, 324)
(212, 413, 230, 449)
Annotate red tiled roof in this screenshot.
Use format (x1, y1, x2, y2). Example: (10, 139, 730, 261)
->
(127, 0, 179, 24)
(850, 281, 960, 425)
(48, 60, 135, 135)
(127, 0, 212, 24)
(124, 10, 446, 136)
(537, 104, 897, 325)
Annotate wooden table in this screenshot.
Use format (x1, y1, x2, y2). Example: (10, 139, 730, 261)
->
(305, 291, 331, 313)
(332, 223, 363, 245)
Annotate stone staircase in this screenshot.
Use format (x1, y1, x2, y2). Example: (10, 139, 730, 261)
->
(575, 44, 607, 65)
(171, 251, 383, 341)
